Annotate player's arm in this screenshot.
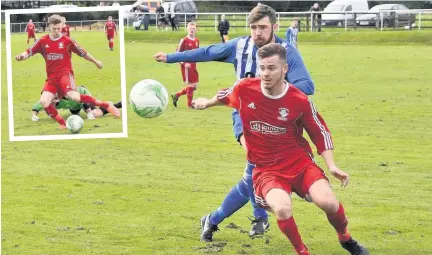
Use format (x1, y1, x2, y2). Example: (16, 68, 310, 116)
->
(16, 39, 42, 61)
(114, 23, 117, 34)
(104, 23, 107, 34)
(25, 24, 28, 32)
(301, 98, 348, 187)
(176, 39, 186, 66)
(69, 40, 103, 69)
(192, 80, 242, 110)
(155, 38, 239, 64)
(286, 45, 315, 95)
(232, 109, 247, 150)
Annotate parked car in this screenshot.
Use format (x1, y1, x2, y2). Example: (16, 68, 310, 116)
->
(162, 0, 197, 23)
(321, 0, 369, 27)
(356, 4, 415, 27)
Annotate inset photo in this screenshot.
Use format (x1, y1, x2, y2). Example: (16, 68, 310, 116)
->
(5, 6, 127, 141)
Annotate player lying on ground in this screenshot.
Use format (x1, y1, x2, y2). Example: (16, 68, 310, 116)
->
(31, 85, 122, 121)
(25, 19, 37, 45)
(15, 14, 120, 130)
(154, 3, 314, 241)
(171, 22, 200, 108)
(192, 43, 369, 255)
(105, 16, 117, 51)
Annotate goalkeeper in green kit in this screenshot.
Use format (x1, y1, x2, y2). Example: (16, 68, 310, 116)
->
(31, 85, 122, 121)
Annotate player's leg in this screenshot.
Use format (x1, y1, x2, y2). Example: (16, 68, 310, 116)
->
(62, 74, 120, 117)
(39, 85, 66, 128)
(262, 184, 309, 255)
(27, 34, 30, 44)
(245, 162, 270, 237)
(92, 101, 121, 118)
(185, 67, 198, 108)
(172, 66, 188, 107)
(303, 165, 369, 255)
(109, 37, 114, 51)
(200, 163, 252, 242)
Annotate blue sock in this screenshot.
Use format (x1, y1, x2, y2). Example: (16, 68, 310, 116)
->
(209, 177, 249, 226)
(246, 162, 268, 220)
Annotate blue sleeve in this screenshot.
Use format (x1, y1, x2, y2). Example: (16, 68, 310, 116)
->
(166, 38, 239, 64)
(232, 108, 243, 143)
(285, 45, 315, 95)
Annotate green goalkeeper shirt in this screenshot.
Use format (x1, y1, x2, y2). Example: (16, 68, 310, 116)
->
(32, 86, 92, 112)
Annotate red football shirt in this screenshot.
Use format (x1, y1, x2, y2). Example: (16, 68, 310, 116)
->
(218, 78, 333, 169)
(104, 21, 116, 36)
(26, 23, 35, 33)
(26, 34, 87, 79)
(177, 36, 199, 66)
(61, 25, 70, 37)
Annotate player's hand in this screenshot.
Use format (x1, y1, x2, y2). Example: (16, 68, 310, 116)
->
(239, 134, 248, 152)
(329, 166, 349, 187)
(31, 115, 39, 122)
(191, 98, 209, 110)
(95, 60, 103, 69)
(153, 52, 167, 63)
(185, 63, 191, 68)
(15, 53, 25, 61)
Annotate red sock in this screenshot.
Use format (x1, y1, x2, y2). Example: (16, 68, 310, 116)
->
(109, 41, 113, 49)
(277, 217, 309, 255)
(80, 94, 110, 109)
(186, 87, 194, 107)
(326, 203, 351, 242)
(44, 104, 65, 126)
(175, 87, 188, 98)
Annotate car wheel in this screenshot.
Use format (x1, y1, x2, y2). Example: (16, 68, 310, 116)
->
(383, 19, 389, 27)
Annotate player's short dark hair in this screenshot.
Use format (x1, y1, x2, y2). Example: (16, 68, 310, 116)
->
(248, 4, 277, 25)
(48, 14, 62, 25)
(257, 43, 286, 63)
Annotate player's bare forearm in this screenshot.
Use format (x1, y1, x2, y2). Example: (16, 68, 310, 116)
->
(320, 150, 336, 169)
(192, 95, 223, 110)
(83, 53, 103, 69)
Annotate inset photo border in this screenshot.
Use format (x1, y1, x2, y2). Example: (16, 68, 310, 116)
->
(5, 6, 128, 141)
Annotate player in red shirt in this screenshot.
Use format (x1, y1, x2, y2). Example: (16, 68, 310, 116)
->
(15, 14, 120, 130)
(61, 17, 71, 37)
(25, 19, 36, 45)
(104, 16, 117, 51)
(192, 43, 368, 255)
(171, 22, 200, 108)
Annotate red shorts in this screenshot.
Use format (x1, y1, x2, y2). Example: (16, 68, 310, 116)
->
(253, 156, 328, 210)
(42, 73, 76, 98)
(181, 64, 199, 84)
(28, 32, 35, 38)
(107, 34, 114, 40)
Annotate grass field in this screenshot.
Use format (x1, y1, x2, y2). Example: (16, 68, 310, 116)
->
(2, 30, 432, 255)
(9, 32, 123, 136)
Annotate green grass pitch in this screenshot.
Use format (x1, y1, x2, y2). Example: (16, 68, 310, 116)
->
(9, 32, 123, 136)
(2, 30, 432, 254)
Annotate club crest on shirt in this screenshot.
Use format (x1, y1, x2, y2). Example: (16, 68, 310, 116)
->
(278, 108, 289, 121)
(58, 42, 64, 49)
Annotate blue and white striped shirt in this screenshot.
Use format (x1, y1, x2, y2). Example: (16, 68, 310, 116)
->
(286, 27, 298, 48)
(166, 36, 315, 141)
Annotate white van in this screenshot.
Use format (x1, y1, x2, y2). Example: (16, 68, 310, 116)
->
(321, 0, 369, 27)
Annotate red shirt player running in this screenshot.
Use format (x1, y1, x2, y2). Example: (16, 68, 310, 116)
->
(104, 16, 117, 51)
(15, 14, 120, 130)
(192, 43, 369, 255)
(25, 19, 36, 44)
(61, 17, 71, 37)
(171, 22, 199, 108)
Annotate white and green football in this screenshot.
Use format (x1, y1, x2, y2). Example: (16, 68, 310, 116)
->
(66, 115, 84, 134)
(129, 79, 169, 118)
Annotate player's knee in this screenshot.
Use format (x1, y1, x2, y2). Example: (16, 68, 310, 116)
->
(271, 202, 292, 220)
(40, 97, 51, 108)
(314, 192, 339, 213)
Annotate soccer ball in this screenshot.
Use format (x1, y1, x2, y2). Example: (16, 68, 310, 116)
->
(66, 115, 84, 134)
(129, 79, 169, 118)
